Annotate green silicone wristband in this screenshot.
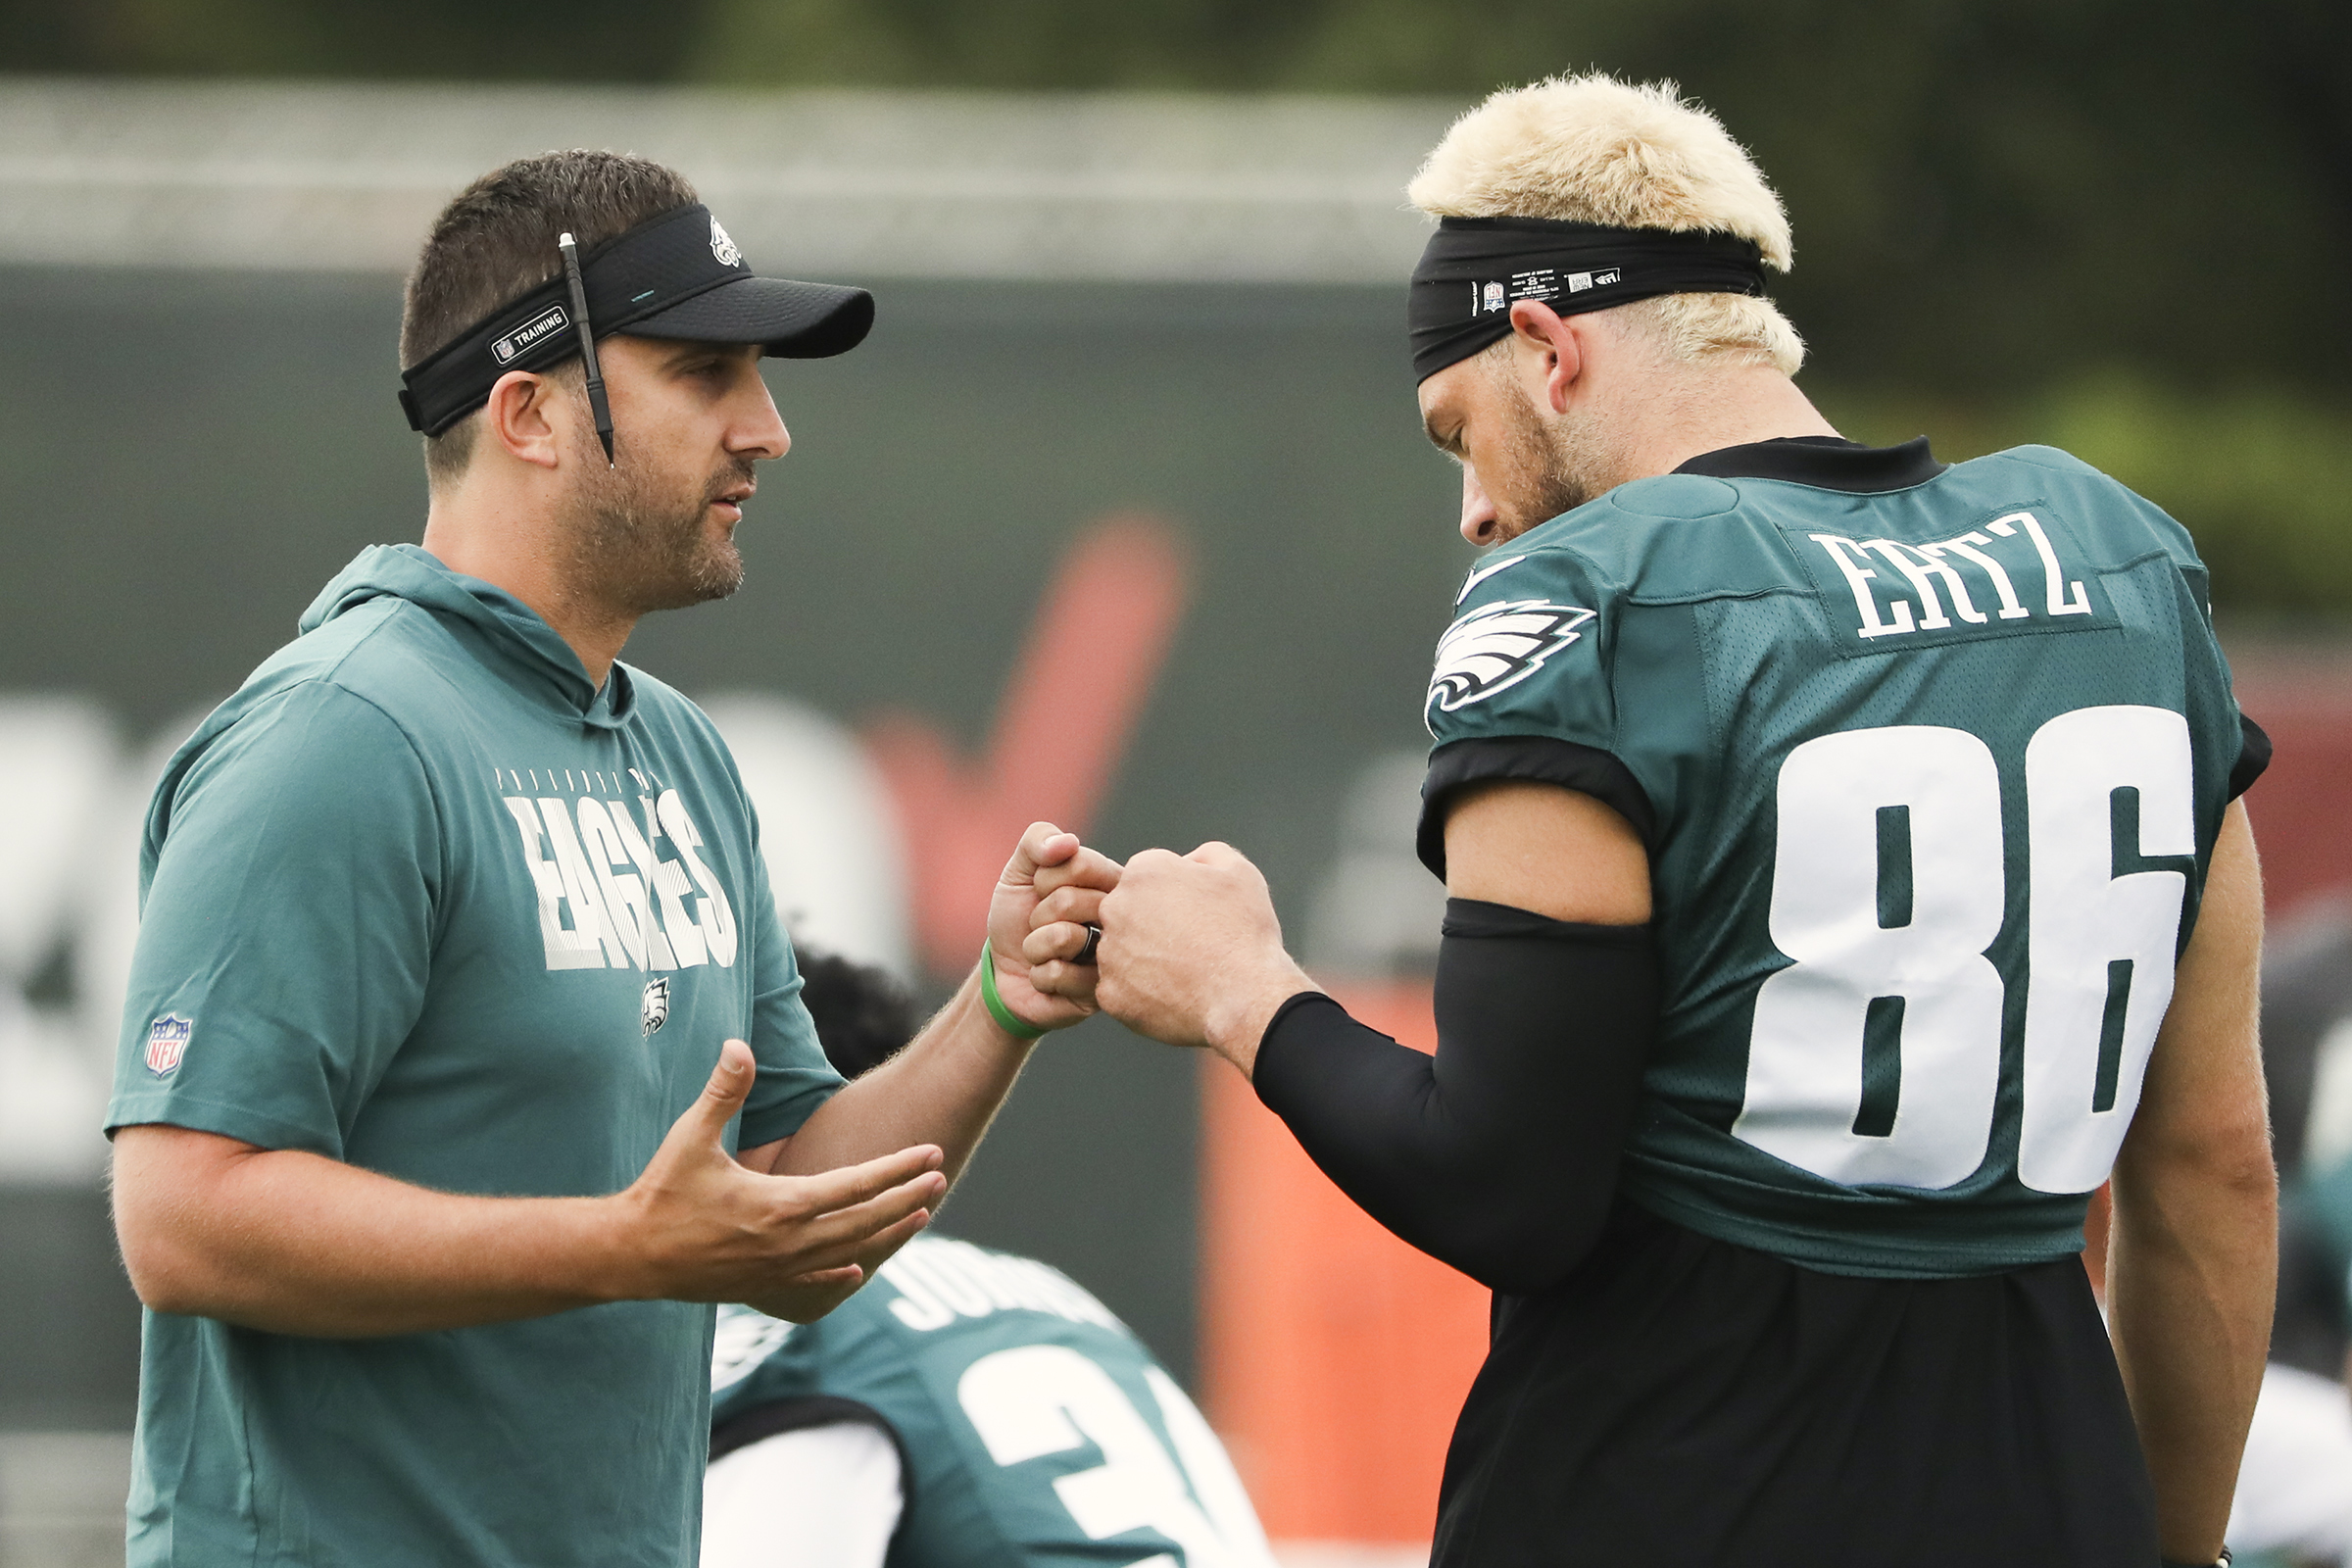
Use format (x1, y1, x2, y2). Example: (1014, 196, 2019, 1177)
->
(980, 941, 1049, 1040)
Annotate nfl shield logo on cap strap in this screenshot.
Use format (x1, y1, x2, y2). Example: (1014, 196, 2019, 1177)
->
(146, 1014, 192, 1077)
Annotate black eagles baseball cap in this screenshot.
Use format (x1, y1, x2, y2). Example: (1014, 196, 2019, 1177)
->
(398, 203, 874, 437)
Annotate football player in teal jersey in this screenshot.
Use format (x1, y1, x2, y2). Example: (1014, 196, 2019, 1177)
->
(1037, 76, 2277, 1567)
(704, 953, 1276, 1568)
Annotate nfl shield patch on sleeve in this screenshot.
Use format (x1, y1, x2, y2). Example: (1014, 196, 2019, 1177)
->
(145, 1015, 192, 1077)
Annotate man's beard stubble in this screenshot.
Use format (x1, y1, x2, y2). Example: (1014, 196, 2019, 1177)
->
(568, 426, 754, 616)
(1485, 356, 1623, 543)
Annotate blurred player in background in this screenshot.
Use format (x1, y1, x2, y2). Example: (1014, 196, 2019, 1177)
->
(105, 150, 1110, 1568)
(705, 951, 1276, 1568)
(1038, 75, 2277, 1566)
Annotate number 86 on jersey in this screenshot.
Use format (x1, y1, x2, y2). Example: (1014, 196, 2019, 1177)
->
(1733, 705, 2196, 1197)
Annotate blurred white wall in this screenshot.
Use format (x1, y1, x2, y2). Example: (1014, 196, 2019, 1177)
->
(0, 79, 1450, 281)
(1303, 750, 1444, 980)
(701, 692, 912, 977)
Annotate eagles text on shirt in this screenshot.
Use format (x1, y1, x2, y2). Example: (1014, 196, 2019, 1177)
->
(493, 764, 739, 972)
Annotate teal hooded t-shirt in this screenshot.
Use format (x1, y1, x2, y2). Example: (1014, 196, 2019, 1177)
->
(106, 544, 845, 1568)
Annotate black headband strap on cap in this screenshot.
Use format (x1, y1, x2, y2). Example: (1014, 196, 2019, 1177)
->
(398, 202, 875, 437)
(1408, 216, 1769, 384)
(399, 204, 740, 436)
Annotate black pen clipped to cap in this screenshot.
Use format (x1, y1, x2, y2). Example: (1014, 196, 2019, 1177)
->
(558, 231, 615, 466)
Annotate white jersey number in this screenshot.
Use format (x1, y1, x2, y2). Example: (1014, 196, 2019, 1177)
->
(956, 1346, 1276, 1568)
(1733, 707, 2193, 1195)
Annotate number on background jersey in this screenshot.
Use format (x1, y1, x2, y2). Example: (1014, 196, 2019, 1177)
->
(1734, 708, 2196, 1195)
(956, 1346, 1277, 1568)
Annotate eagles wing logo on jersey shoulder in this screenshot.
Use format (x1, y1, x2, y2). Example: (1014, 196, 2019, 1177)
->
(1427, 599, 1597, 719)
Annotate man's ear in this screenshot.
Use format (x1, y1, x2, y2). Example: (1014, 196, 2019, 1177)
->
(1507, 300, 1584, 416)
(482, 369, 564, 471)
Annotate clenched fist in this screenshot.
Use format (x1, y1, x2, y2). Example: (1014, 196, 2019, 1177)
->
(1073, 841, 1318, 1077)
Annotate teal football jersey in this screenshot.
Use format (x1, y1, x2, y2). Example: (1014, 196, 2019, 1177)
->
(1421, 441, 2253, 1278)
(710, 1236, 1275, 1568)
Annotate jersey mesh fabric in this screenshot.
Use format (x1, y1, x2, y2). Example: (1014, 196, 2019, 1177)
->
(1421, 445, 2249, 1278)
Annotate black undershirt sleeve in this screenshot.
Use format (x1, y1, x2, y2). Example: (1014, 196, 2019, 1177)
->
(1250, 900, 1659, 1296)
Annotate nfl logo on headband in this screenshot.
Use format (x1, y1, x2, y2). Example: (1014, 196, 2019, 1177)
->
(146, 1014, 192, 1077)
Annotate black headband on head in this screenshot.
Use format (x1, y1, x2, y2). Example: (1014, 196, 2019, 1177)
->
(398, 202, 875, 437)
(1408, 216, 1770, 383)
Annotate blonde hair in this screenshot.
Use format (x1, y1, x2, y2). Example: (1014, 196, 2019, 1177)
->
(1407, 74, 1804, 375)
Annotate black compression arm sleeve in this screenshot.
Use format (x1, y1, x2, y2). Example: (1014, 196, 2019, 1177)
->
(1250, 900, 1658, 1295)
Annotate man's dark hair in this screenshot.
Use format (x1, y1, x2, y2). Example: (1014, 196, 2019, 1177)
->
(795, 950, 924, 1081)
(400, 149, 697, 483)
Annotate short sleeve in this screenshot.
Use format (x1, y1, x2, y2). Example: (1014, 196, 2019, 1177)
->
(107, 682, 439, 1155)
(1418, 548, 1653, 878)
(2229, 712, 2272, 802)
(735, 819, 845, 1151)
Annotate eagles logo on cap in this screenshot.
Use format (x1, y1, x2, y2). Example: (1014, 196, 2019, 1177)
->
(398, 203, 873, 437)
(709, 217, 743, 269)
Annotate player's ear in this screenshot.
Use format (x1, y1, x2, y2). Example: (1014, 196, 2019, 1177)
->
(1514, 297, 1590, 414)
(1507, 300, 1583, 416)
(483, 369, 564, 471)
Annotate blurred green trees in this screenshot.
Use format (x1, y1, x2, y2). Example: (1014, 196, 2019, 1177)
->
(17, 0, 2345, 387)
(5, 0, 2348, 612)
(0, 0, 701, 79)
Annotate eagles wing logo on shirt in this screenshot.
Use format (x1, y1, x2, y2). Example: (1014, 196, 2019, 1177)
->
(1426, 599, 1597, 717)
(641, 977, 670, 1037)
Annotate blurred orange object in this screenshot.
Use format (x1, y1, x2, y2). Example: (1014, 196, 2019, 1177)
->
(1198, 981, 1490, 1544)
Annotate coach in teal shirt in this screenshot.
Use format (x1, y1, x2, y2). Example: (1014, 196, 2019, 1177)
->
(104, 153, 1114, 1568)
(112, 543, 852, 1564)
